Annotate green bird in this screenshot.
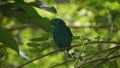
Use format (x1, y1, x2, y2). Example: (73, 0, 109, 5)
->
(50, 18, 73, 51)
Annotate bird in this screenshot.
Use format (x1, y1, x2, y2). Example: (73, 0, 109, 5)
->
(50, 18, 73, 51)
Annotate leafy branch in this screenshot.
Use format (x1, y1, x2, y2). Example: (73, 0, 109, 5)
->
(17, 40, 120, 68)
(50, 46, 120, 68)
(77, 54, 120, 68)
(92, 46, 120, 68)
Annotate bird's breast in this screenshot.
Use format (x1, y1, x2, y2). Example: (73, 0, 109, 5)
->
(53, 27, 72, 44)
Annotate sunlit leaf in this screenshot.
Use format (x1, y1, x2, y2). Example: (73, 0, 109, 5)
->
(29, 1, 57, 14)
(40, 5, 57, 14)
(116, 58, 120, 68)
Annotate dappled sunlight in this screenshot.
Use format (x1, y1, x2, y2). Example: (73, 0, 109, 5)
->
(0, 0, 120, 68)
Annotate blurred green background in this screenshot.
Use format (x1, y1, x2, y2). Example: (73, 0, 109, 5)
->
(0, 0, 120, 68)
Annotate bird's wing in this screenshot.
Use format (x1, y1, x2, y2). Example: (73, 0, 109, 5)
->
(53, 26, 72, 48)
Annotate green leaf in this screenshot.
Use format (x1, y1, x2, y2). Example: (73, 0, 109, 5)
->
(30, 33, 51, 41)
(28, 42, 50, 53)
(30, 37, 48, 41)
(27, 42, 41, 47)
(0, 27, 19, 53)
(29, 1, 57, 14)
(40, 5, 57, 14)
(0, 2, 52, 32)
(81, 62, 97, 68)
(73, 36, 80, 39)
(0, 44, 6, 48)
(109, 60, 118, 68)
(117, 58, 120, 68)
(38, 44, 49, 52)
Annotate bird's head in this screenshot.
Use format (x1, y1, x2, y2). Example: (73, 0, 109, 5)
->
(49, 18, 66, 26)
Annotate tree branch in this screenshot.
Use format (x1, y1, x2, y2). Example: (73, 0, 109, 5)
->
(50, 46, 120, 68)
(84, 46, 120, 62)
(17, 41, 120, 68)
(93, 47, 120, 68)
(77, 54, 120, 68)
(17, 49, 60, 68)
(85, 41, 120, 44)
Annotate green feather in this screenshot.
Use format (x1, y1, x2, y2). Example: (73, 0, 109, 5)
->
(50, 18, 72, 51)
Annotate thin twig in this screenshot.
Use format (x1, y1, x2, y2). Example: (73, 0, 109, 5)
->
(84, 46, 120, 62)
(49, 46, 120, 68)
(17, 49, 60, 68)
(85, 41, 120, 44)
(77, 54, 120, 68)
(105, 47, 119, 57)
(93, 59, 107, 68)
(17, 41, 120, 68)
(83, 46, 120, 57)
(93, 47, 120, 68)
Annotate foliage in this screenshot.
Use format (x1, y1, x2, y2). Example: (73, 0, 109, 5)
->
(0, 0, 120, 68)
